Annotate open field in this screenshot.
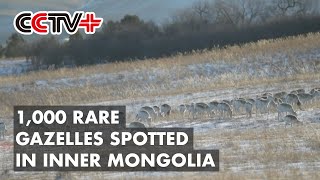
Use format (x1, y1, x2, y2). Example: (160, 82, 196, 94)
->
(0, 33, 320, 179)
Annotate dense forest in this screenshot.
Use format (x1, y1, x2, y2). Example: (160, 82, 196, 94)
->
(1, 0, 320, 69)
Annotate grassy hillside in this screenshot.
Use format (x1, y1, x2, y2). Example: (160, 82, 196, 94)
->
(0, 33, 320, 116)
(1, 32, 320, 180)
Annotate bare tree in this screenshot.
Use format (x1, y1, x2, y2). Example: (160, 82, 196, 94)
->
(170, 0, 319, 30)
(192, 0, 211, 23)
(169, 0, 215, 32)
(212, 0, 268, 26)
(213, 0, 237, 26)
(235, 0, 267, 25)
(275, 0, 309, 16)
(169, 7, 201, 32)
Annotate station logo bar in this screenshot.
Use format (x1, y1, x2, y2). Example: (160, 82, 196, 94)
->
(14, 11, 103, 35)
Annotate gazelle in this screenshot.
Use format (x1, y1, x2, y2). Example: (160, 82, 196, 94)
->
(255, 95, 273, 116)
(160, 104, 171, 117)
(141, 106, 158, 121)
(277, 103, 297, 120)
(190, 103, 210, 119)
(282, 115, 302, 127)
(231, 98, 247, 114)
(178, 104, 188, 118)
(153, 106, 161, 117)
(136, 110, 151, 127)
(208, 101, 219, 117)
(285, 93, 302, 109)
(297, 93, 315, 104)
(217, 102, 232, 119)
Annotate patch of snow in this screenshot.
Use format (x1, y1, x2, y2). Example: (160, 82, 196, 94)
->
(0, 59, 32, 76)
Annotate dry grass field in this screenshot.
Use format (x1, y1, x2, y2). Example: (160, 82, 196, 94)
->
(0, 33, 320, 179)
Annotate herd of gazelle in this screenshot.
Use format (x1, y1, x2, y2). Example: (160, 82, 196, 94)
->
(135, 88, 320, 127)
(0, 88, 318, 140)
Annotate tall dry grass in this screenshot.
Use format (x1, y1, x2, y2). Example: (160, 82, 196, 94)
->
(0, 33, 319, 117)
(0, 33, 320, 86)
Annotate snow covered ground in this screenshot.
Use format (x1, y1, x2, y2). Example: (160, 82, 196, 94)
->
(0, 59, 32, 76)
(0, 48, 319, 93)
(0, 36, 320, 179)
(0, 78, 319, 179)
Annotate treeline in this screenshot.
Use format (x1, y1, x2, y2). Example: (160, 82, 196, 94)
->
(1, 0, 320, 68)
(0, 33, 27, 59)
